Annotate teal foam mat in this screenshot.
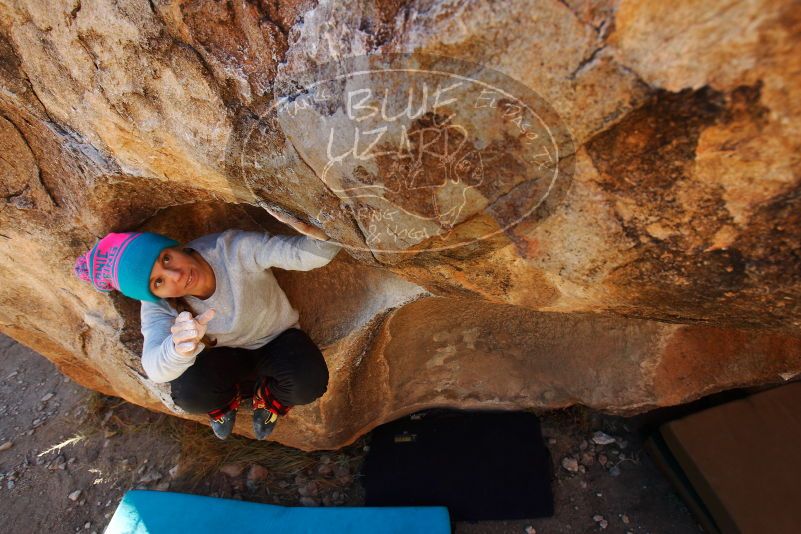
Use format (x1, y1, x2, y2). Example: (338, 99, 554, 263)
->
(105, 490, 451, 534)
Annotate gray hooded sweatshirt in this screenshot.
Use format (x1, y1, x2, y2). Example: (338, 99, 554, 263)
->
(140, 229, 342, 383)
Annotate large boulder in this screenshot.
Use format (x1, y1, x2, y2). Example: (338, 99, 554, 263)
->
(0, 0, 799, 449)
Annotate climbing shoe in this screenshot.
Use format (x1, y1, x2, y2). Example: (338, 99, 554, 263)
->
(252, 380, 290, 440)
(207, 388, 241, 440)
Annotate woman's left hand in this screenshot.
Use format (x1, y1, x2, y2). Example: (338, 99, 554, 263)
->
(261, 204, 330, 241)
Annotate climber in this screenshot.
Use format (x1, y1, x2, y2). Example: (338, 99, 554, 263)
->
(72, 207, 341, 441)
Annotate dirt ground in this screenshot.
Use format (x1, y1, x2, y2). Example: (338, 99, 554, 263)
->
(0, 333, 701, 533)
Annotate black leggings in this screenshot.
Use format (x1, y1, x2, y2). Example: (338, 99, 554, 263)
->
(169, 328, 329, 414)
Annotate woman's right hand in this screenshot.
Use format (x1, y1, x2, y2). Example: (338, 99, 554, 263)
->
(260, 203, 331, 241)
(171, 309, 216, 356)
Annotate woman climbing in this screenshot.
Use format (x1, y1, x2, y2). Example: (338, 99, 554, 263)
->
(72, 207, 342, 441)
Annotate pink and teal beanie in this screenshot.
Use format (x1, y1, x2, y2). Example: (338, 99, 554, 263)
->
(73, 232, 178, 302)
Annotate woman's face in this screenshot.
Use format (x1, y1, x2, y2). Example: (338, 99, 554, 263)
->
(149, 246, 212, 299)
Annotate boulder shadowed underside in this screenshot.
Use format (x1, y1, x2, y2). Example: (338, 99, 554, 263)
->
(0, 0, 799, 449)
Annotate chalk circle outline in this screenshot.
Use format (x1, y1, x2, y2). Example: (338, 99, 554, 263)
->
(239, 53, 574, 254)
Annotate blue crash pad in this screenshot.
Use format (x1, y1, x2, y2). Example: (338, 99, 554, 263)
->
(105, 490, 451, 534)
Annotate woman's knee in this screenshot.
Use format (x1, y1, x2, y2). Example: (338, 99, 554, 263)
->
(286, 359, 329, 405)
(171, 375, 214, 414)
(262, 330, 329, 406)
(170, 365, 234, 414)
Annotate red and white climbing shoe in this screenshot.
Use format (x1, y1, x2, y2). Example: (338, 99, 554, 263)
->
(207, 387, 241, 440)
(252, 380, 290, 440)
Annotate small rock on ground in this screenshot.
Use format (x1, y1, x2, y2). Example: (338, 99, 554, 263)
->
(561, 456, 579, 473)
(219, 463, 245, 478)
(592, 431, 616, 446)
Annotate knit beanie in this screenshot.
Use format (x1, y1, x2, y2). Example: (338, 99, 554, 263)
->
(73, 232, 179, 302)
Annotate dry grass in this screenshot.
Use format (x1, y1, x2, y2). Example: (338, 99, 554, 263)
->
(82, 391, 366, 503)
(81, 391, 169, 441)
(164, 416, 365, 491)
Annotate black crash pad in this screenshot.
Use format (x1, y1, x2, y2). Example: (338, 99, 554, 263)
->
(361, 409, 554, 521)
